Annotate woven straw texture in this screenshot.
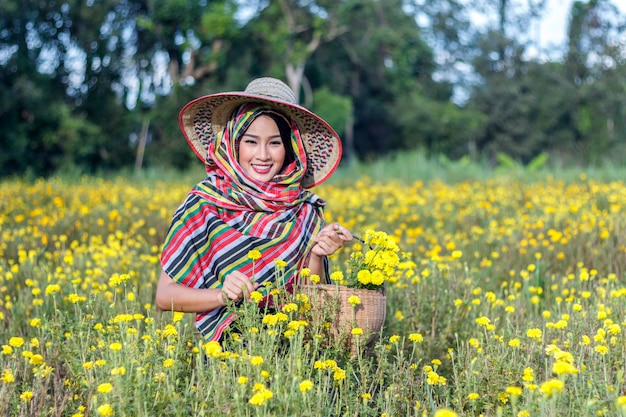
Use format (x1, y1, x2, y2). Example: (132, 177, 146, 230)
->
(178, 78, 342, 189)
(303, 284, 386, 354)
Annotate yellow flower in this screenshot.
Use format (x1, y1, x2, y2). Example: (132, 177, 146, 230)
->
(508, 338, 521, 347)
(526, 328, 542, 340)
(351, 327, 363, 335)
(552, 361, 579, 375)
(506, 386, 523, 397)
(172, 312, 185, 323)
(1, 369, 15, 384)
(9, 337, 24, 348)
(434, 409, 458, 417)
(540, 379, 564, 397)
(333, 368, 346, 381)
(97, 383, 113, 394)
(250, 291, 263, 303)
(409, 333, 423, 343)
(299, 380, 313, 393)
(2, 345, 13, 355)
(281, 303, 298, 313)
(389, 335, 400, 344)
(357, 270, 371, 285)
(347, 295, 361, 305)
(275, 259, 287, 268)
(109, 342, 123, 351)
(594, 345, 609, 355)
(96, 404, 114, 417)
(202, 341, 222, 358)
(247, 250, 262, 261)
(20, 391, 34, 402)
(250, 356, 264, 366)
(616, 396, 626, 412)
(467, 393, 480, 401)
(237, 376, 248, 385)
(163, 358, 175, 368)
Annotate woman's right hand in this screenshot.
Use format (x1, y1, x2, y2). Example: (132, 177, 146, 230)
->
(221, 271, 259, 304)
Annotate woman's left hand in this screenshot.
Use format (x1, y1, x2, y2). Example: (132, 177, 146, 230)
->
(310, 223, 353, 257)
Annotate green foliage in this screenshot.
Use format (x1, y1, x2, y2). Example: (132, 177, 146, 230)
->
(1, 0, 626, 178)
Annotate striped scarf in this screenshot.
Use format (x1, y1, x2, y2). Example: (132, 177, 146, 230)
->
(160, 104, 326, 341)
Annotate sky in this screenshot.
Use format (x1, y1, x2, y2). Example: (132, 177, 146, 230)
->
(534, 0, 626, 58)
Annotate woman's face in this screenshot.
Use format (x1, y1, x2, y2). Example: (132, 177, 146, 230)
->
(238, 115, 286, 182)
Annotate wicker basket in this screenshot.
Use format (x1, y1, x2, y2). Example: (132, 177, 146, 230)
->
(302, 284, 386, 354)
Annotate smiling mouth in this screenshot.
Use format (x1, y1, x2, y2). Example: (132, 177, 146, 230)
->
(251, 164, 272, 174)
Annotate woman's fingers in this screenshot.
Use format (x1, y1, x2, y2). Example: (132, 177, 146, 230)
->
(312, 223, 353, 256)
(222, 271, 257, 302)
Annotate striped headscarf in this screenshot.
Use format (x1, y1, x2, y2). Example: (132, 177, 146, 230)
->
(160, 104, 326, 341)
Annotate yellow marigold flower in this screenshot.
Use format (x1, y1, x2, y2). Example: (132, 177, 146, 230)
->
(409, 333, 423, 343)
(97, 383, 113, 394)
(526, 328, 542, 340)
(522, 367, 534, 382)
(616, 396, 626, 411)
(594, 345, 609, 355)
(247, 250, 262, 261)
(475, 316, 491, 327)
(517, 410, 530, 417)
(357, 270, 371, 285)
(309, 274, 321, 284)
(29, 318, 42, 327)
(250, 291, 263, 303)
(203, 341, 222, 358)
(111, 367, 126, 376)
(467, 393, 480, 401)
(509, 338, 521, 347)
(451, 250, 463, 259)
(261, 370, 270, 379)
(2, 345, 13, 355)
(347, 295, 361, 305)
(300, 268, 311, 278)
(237, 376, 248, 385)
(333, 368, 346, 381)
(552, 361, 579, 375)
(249, 387, 273, 406)
(506, 386, 523, 397)
(540, 378, 564, 397)
(9, 337, 24, 348)
(20, 391, 33, 402)
(1, 369, 15, 384)
(330, 271, 344, 282)
(351, 327, 363, 336)
(281, 303, 298, 313)
(163, 359, 175, 368)
(389, 335, 400, 344)
(96, 404, 114, 417)
(45, 284, 61, 296)
(275, 259, 287, 269)
(434, 408, 458, 417)
(250, 356, 264, 366)
(172, 312, 185, 323)
(29, 354, 43, 366)
(109, 342, 122, 351)
(371, 270, 385, 286)
(299, 380, 313, 393)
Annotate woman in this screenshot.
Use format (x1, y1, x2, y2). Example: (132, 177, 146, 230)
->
(155, 77, 353, 343)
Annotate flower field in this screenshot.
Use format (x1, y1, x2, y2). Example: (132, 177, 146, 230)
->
(1, 174, 625, 416)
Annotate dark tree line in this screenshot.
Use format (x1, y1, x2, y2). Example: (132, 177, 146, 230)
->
(1, 0, 625, 177)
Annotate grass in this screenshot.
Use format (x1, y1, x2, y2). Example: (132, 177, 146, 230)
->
(1, 155, 626, 416)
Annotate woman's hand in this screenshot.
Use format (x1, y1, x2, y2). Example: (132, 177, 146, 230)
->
(310, 223, 353, 258)
(221, 271, 259, 304)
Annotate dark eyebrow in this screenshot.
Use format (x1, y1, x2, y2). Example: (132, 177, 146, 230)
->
(242, 133, 282, 139)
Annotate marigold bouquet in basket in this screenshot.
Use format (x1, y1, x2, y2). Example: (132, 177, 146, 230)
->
(328, 229, 405, 291)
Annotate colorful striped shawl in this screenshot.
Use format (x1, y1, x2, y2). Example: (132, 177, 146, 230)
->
(160, 104, 326, 341)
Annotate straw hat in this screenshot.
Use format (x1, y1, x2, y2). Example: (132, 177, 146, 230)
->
(179, 77, 342, 188)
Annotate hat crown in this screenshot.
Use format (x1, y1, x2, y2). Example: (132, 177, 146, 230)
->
(244, 77, 297, 104)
